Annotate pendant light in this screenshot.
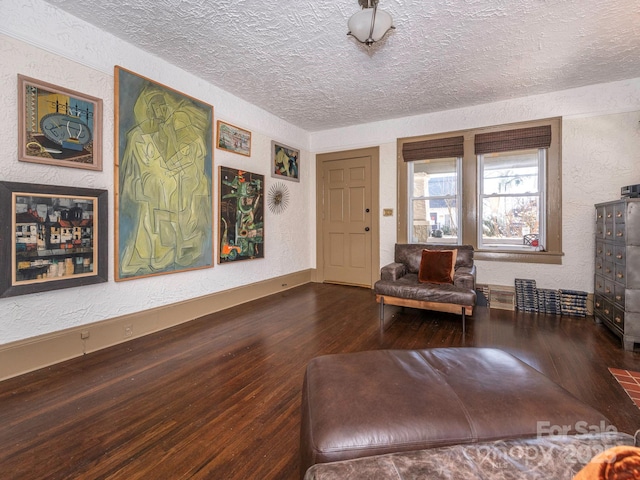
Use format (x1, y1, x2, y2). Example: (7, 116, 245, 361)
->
(347, 0, 395, 47)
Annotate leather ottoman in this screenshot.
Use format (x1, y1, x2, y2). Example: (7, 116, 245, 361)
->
(299, 347, 612, 478)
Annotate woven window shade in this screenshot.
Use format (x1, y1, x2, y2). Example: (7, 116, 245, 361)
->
(474, 125, 552, 155)
(402, 136, 464, 162)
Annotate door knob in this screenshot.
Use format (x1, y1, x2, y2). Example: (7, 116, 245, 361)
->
(365, 227, 370, 232)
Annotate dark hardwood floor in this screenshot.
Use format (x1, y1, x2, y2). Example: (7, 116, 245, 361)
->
(1, 283, 639, 479)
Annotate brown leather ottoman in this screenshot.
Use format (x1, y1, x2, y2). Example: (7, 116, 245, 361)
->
(299, 347, 612, 478)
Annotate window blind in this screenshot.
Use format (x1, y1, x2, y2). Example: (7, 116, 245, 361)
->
(402, 136, 464, 162)
(474, 125, 551, 155)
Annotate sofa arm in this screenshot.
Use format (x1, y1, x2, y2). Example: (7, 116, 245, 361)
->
(454, 265, 476, 290)
(380, 262, 406, 281)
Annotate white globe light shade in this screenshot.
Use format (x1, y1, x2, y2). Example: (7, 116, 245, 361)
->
(348, 8, 394, 44)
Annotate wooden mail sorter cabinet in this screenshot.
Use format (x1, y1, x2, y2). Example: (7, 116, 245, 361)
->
(594, 198, 640, 351)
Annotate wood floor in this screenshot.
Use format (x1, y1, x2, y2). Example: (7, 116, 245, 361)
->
(1, 283, 639, 479)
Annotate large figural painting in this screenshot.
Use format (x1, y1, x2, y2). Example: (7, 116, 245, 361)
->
(115, 66, 214, 281)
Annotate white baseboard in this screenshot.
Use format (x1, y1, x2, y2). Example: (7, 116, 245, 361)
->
(0, 270, 313, 381)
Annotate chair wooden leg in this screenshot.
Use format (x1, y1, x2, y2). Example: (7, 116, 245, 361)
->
(462, 307, 466, 336)
(379, 297, 385, 329)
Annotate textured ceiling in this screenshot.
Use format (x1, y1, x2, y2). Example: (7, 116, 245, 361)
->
(42, 0, 640, 132)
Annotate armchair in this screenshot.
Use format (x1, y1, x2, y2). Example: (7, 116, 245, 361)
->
(374, 244, 477, 331)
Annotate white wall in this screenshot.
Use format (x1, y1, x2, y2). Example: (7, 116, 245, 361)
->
(0, 0, 313, 345)
(311, 80, 640, 292)
(2, 0, 639, 347)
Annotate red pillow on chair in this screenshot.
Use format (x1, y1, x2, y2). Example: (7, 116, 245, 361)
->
(418, 249, 457, 284)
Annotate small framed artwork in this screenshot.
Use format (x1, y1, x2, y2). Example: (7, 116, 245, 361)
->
(0, 181, 108, 298)
(18, 75, 103, 171)
(271, 141, 300, 182)
(217, 120, 251, 157)
(218, 166, 264, 263)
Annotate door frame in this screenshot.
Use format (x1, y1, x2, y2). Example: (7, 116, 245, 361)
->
(315, 146, 380, 288)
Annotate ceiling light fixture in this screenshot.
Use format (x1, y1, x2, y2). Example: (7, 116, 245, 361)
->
(347, 0, 395, 47)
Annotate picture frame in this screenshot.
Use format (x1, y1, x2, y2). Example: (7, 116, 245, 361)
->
(271, 141, 300, 182)
(18, 75, 103, 171)
(114, 66, 214, 281)
(218, 166, 264, 263)
(0, 181, 108, 298)
(216, 120, 251, 157)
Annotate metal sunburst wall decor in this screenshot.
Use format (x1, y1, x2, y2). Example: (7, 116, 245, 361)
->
(267, 182, 290, 215)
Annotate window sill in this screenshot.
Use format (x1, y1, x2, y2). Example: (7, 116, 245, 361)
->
(474, 249, 564, 264)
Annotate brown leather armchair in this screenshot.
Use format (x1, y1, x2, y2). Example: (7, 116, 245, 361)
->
(374, 244, 476, 331)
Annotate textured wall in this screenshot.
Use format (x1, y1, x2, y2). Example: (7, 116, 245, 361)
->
(1, 0, 639, 346)
(312, 83, 640, 292)
(478, 110, 640, 290)
(0, 16, 312, 344)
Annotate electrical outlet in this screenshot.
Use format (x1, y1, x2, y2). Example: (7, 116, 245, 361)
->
(124, 324, 133, 338)
(80, 330, 90, 340)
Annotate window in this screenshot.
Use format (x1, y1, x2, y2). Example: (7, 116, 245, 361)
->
(409, 157, 461, 244)
(478, 148, 545, 249)
(397, 118, 562, 264)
